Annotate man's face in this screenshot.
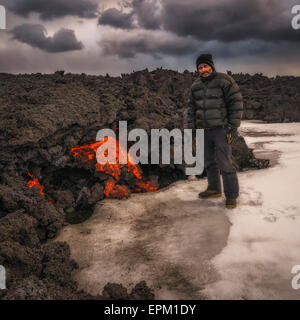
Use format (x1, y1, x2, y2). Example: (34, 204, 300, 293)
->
(198, 63, 213, 77)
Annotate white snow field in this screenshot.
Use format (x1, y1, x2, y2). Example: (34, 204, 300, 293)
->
(55, 121, 300, 300)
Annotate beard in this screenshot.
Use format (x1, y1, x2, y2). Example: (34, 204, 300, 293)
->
(200, 71, 211, 77)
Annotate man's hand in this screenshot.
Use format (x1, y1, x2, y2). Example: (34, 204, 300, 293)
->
(225, 125, 239, 144)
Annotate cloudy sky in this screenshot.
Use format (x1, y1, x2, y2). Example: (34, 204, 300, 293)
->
(0, 0, 299, 76)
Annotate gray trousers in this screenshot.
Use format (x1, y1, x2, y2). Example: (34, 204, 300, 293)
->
(204, 126, 239, 199)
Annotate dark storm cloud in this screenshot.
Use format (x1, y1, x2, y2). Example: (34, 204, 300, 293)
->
(96, 0, 300, 67)
(1, 0, 299, 76)
(131, 0, 161, 30)
(160, 0, 299, 42)
(98, 0, 161, 30)
(11, 24, 84, 53)
(4, 0, 98, 20)
(100, 31, 198, 58)
(98, 8, 135, 29)
(98, 0, 298, 43)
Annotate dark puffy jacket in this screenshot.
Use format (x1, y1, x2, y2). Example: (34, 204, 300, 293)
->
(185, 71, 243, 129)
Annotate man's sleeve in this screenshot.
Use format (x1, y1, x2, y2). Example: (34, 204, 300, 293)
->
(222, 76, 244, 128)
(184, 89, 196, 130)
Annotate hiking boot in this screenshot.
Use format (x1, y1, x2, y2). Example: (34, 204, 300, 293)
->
(225, 198, 237, 209)
(198, 189, 222, 199)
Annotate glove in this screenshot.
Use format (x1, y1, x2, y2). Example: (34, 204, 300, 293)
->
(225, 125, 239, 144)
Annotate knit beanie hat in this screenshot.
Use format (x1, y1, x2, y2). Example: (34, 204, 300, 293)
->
(196, 53, 215, 70)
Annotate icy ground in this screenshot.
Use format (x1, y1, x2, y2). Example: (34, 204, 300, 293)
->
(203, 121, 300, 299)
(55, 121, 300, 300)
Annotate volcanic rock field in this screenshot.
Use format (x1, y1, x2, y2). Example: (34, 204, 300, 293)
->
(0, 68, 299, 299)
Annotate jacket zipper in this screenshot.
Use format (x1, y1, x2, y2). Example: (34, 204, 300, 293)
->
(203, 84, 207, 127)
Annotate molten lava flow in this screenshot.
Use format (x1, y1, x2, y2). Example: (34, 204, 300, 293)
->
(104, 179, 130, 198)
(135, 180, 158, 192)
(26, 172, 54, 205)
(71, 136, 158, 198)
(27, 171, 45, 196)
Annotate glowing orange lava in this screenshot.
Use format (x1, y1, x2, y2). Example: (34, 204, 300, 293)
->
(71, 136, 158, 198)
(27, 171, 45, 196)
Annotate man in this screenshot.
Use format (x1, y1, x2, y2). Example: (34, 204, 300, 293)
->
(186, 53, 244, 209)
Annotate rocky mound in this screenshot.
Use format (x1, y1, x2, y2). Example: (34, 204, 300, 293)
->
(228, 71, 300, 123)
